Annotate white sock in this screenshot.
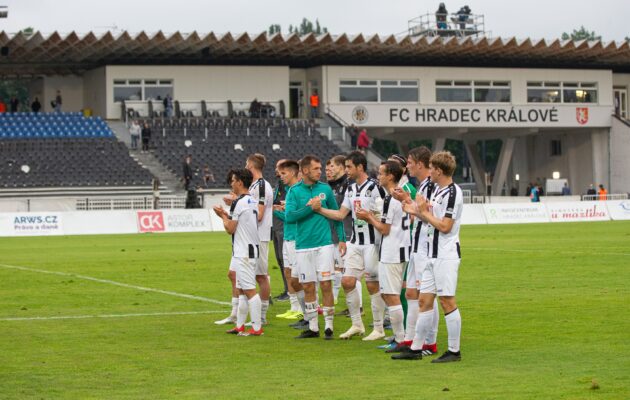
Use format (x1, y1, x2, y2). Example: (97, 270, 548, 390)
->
(356, 280, 363, 308)
(323, 306, 334, 331)
(297, 290, 306, 313)
(236, 295, 248, 328)
(305, 301, 319, 332)
(230, 297, 239, 318)
(333, 271, 342, 301)
(345, 288, 363, 326)
(370, 293, 385, 332)
(410, 309, 433, 351)
(445, 308, 461, 352)
(389, 305, 405, 343)
(425, 298, 440, 345)
(248, 294, 262, 331)
(404, 299, 419, 342)
(289, 293, 299, 312)
(261, 300, 269, 323)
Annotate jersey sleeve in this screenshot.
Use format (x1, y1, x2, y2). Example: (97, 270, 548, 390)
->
(257, 181, 266, 205)
(285, 186, 313, 223)
(264, 181, 273, 206)
(341, 190, 352, 210)
(445, 187, 462, 220)
(229, 198, 245, 221)
(325, 186, 346, 242)
(380, 196, 394, 225)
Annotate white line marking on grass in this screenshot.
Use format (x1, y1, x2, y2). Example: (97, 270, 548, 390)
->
(0, 310, 225, 322)
(0, 263, 230, 306)
(467, 247, 630, 257)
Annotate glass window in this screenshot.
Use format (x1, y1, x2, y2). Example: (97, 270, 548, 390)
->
(113, 79, 126, 85)
(145, 86, 173, 101)
(436, 80, 452, 86)
(527, 89, 561, 103)
(114, 87, 142, 102)
(159, 80, 172, 85)
(454, 80, 471, 86)
(128, 80, 141, 85)
(144, 80, 157, 85)
(380, 87, 418, 102)
(563, 89, 597, 103)
(340, 87, 378, 102)
(359, 80, 377, 86)
(340, 80, 357, 86)
(400, 80, 418, 86)
(380, 80, 398, 86)
(475, 88, 511, 102)
(436, 88, 472, 102)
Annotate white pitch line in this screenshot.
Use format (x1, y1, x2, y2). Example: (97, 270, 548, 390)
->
(0, 310, 226, 322)
(467, 247, 630, 257)
(0, 263, 230, 306)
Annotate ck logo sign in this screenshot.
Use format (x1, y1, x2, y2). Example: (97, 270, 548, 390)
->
(137, 211, 165, 232)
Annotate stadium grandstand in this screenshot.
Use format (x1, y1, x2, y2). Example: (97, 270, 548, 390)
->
(0, 16, 629, 210)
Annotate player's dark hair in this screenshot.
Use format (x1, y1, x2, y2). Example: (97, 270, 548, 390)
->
(408, 146, 432, 168)
(300, 155, 321, 170)
(278, 159, 299, 175)
(381, 160, 403, 183)
(227, 168, 253, 188)
(345, 150, 367, 172)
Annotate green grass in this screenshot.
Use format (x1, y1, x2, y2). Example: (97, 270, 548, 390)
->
(1, 221, 629, 399)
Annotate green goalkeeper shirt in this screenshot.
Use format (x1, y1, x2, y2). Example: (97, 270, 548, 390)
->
(285, 180, 346, 250)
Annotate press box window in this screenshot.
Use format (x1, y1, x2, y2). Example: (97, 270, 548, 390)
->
(528, 82, 597, 103)
(339, 79, 418, 102)
(380, 80, 418, 102)
(436, 80, 510, 103)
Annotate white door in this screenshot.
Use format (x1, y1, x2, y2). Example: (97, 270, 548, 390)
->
(613, 88, 627, 119)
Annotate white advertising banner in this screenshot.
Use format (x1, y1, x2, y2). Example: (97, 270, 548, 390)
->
(546, 201, 610, 222)
(483, 203, 549, 224)
(606, 200, 630, 221)
(136, 210, 213, 233)
(63, 211, 137, 235)
(0, 212, 64, 236)
(330, 104, 612, 128)
(461, 204, 487, 225)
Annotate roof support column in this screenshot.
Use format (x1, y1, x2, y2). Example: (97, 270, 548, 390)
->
(491, 137, 516, 196)
(464, 140, 486, 195)
(433, 137, 446, 152)
(591, 128, 610, 191)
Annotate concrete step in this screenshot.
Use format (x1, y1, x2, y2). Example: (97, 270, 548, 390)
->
(129, 150, 184, 194)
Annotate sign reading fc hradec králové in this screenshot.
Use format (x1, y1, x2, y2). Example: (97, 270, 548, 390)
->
(332, 104, 612, 128)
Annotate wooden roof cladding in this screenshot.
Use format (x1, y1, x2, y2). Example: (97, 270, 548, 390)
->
(0, 30, 628, 76)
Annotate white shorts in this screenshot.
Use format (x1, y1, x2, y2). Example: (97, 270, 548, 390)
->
(255, 241, 269, 275)
(406, 252, 430, 290)
(333, 244, 345, 270)
(419, 258, 460, 297)
(296, 244, 335, 283)
(232, 257, 257, 290)
(282, 240, 297, 269)
(378, 262, 405, 295)
(343, 243, 379, 282)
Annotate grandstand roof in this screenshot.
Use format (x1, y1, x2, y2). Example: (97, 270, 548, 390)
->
(1, 30, 630, 76)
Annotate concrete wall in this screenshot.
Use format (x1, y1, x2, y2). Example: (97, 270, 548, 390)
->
(83, 67, 107, 117)
(610, 118, 630, 193)
(105, 65, 290, 119)
(323, 66, 613, 106)
(42, 75, 84, 113)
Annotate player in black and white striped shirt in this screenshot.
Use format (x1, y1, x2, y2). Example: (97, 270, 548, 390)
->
(355, 161, 410, 351)
(213, 169, 263, 336)
(393, 151, 463, 363)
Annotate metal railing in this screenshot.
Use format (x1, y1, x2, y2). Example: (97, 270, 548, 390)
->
(76, 195, 192, 210)
(581, 193, 628, 201)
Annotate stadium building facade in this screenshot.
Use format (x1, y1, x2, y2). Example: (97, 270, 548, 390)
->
(1, 31, 629, 195)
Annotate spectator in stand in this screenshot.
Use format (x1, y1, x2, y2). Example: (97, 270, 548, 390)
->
(561, 182, 571, 196)
(163, 94, 173, 117)
(598, 184, 607, 200)
(309, 90, 319, 119)
(586, 184, 597, 196)
(183, 155, 197, 209)
(203, 165, 215, 188)
(349, 124, 359, 149)
(54, 90, 62, 112)
(249, 98, 260, 118)
(530, 184, 540, 203)
(510, 187, 518, 196)
(357, 128, 370, 154)
(31, 97, 41, 113)
(141, 122, 151, 152)
(9, 96, 19, 113)
(129, 120, 141, 150)
(525, 183, 533, 197)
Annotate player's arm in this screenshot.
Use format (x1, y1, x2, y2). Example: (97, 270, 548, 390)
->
(272, 206, 286, 221)
(356, 208, 391, 235)
(419, 191, 459, 234)
(324, 187, 346, 242)
(310, 197, 350, 221)
(284, 189, 314, 223)
(213, 205, 238, 234)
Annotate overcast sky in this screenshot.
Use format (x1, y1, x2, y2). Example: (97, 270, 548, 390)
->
(2, 0, 628, 41)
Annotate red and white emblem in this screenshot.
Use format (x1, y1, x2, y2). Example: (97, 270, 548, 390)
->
(576, 107, 589, 125)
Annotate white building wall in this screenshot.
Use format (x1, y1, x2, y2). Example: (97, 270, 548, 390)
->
(42, 75, 84, 113)
(610, 118, 630, 193)
(105, 65, 290, 119)
(83, 67, 107, 117)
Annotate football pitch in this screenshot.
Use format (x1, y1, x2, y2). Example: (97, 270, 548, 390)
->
(1, 221, 628, 399)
